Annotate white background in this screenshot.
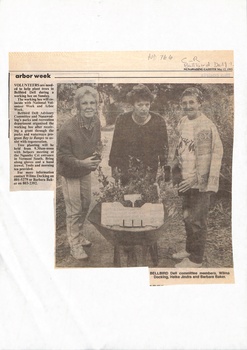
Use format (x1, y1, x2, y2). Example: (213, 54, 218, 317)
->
(0, 0, 247, 349)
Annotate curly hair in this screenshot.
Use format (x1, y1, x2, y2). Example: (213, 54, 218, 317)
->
(74, 86, 99, 110)
(126, 84, 154, 105)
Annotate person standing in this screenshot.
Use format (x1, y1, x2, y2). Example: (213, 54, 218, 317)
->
(172, 87, 223, 268)
(57, 86, 101, 260)
(109, 84, 169, 185)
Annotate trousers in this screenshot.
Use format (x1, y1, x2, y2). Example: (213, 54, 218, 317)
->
(61, 174, 91, 249)
(182, 189, 211, 264)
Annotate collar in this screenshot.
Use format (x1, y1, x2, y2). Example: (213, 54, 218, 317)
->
(77, 114, 96, 131)
(132, 113, 152, 126)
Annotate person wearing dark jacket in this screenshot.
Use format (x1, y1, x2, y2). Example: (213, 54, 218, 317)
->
(109, 84, 169, 185)
(58, 86, 101, 260)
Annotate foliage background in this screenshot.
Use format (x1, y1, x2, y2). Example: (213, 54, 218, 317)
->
(57, 83, 234, 193)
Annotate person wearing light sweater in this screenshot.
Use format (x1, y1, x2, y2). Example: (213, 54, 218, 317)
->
(172, 87, 223, 268)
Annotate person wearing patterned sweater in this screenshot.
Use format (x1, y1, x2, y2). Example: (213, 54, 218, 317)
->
(172, 87, 223, 268)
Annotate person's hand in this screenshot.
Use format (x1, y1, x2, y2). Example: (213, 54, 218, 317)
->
(107, 176, 116, 184)
(178, 175, 197, 193)
(79, 156, 101, 171)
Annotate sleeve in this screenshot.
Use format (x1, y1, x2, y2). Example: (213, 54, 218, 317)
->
(158, 118, 169, 167)
(172, 117, 184, 166)
(171, 118, 183, 185)
(57, 125, 81, 170)
(98, 125, 101, 144)
(206, 125, 223, 192)
(96, 118, 101, 143)
(108, 115, 124, 168)
(95, 119, 102, 152)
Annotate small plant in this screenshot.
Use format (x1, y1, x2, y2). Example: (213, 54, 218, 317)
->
(93, 157, 179, 218)
(94, 157, 159, 206)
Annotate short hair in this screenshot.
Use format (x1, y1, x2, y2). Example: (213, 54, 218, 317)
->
(126, 84, 154, 105)
(74, 85, 99, 110)
(181, 87, 203, 104)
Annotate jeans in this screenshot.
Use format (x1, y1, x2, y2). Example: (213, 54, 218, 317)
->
(182, 189, 211, 264)
(61, 174, 91, 249)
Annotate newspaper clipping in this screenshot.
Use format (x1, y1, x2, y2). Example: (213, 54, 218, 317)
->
(9, 51, 234, 285)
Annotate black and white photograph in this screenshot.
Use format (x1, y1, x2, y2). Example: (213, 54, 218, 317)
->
(56, 82, 233, 269)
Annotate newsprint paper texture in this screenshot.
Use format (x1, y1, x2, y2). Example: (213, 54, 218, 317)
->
(9, 51, 234, 285)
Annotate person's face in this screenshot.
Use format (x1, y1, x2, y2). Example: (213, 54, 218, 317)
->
(79, 93, 97, 118)
(133, 100, 151, 118)
(181, 95, 201, 120)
